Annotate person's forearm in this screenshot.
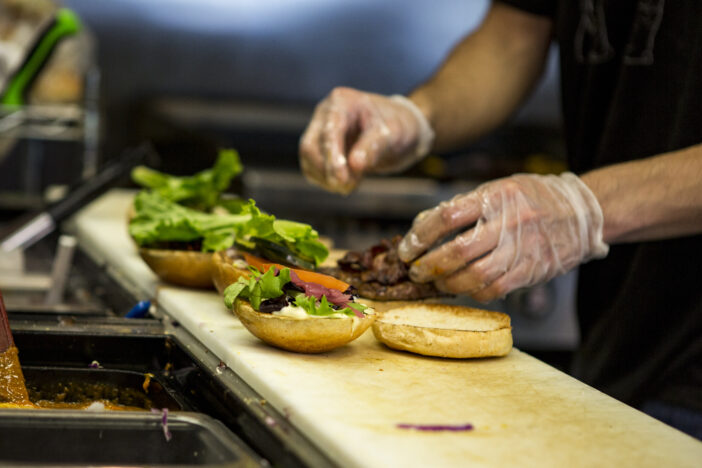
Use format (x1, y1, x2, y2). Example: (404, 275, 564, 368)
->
(409, 3, 552, 152)
(581, 143, 702, 243)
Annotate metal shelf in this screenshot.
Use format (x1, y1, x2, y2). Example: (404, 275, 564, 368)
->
(0, 69, 100, 210)
(0, 104, 84, 141)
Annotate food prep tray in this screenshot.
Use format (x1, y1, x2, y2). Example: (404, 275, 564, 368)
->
(2, 319, 334, 467)
(0, 410, 258, 467)
(23, 366, 184, 410)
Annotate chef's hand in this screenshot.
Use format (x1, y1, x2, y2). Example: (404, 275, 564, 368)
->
(299, 87, 434, 194)
(398, 172, 609, 302)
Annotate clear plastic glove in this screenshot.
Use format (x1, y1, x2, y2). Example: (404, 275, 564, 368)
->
(398, 172, 609, 302)
(299, 87, 434, 194)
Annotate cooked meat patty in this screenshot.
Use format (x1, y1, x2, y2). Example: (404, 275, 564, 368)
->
(321, 236, 445, 301)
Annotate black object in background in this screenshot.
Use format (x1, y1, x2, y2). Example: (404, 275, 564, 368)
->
(0, 143, 156, 252)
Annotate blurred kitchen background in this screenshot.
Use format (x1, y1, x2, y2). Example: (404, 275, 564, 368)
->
(0, 0, 576, 366)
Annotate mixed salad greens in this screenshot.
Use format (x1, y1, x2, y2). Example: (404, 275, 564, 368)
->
(131, 148, 243, 211)
(223, 267, 370, 319)
(129, 149, 329, 267)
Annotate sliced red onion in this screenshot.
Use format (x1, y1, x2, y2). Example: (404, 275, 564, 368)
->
(346, 304, 365, 319)
(289, 271, 353, 308)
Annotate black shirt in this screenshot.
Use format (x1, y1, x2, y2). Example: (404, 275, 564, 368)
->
(498, 0, 702, 411)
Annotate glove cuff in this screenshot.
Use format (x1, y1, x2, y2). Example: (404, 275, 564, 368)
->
(560, 172, 609, 260)
(390, 94, 435, 165)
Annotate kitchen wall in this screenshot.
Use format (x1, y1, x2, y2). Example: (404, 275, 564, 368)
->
(63, 0, 561, 157)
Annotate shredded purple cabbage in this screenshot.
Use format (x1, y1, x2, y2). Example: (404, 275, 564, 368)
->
(396, 423, 474, 432)
(151, 408, 173, 441)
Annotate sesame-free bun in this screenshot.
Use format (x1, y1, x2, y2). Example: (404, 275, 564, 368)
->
(353, 297, 442, 314)
(138, 247, 214, 288)
(211, 250, 249, 295)
(233, 299, 375, 353)
(372, 304, 512, 358)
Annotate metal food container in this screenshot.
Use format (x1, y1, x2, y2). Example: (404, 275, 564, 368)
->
(2, 320, 332, 467)
(23, 366, 184, 410)
(0, 410, 259, 467)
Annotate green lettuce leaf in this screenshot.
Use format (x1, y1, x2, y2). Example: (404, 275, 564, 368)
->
(243, 203, 277, 239)
(272, 219, 315, 243)
(129, 149, 328, 265)
(129, 191, 252, 249)
(217, 196, 250, 215)
(290, 238, 329, 267)
(223, 266, 290, 310)
(202, 230, 235, 253)
(223, 281, 249, 309)
(272, 219, 329, 266)
(222, 267, 368, 318)
(293, 294, 336, 316)
(260, 267, 291, 299)
(131, 148, 243, 211)
(130, 192, 327, 264)
(293, 294, 368, 318)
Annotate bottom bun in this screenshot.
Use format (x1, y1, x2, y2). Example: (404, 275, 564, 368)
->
(233, 300, 375, 353)
(211, 250, 249, 295)
(372, 304, 512, 358)
(138, 248, 214, 288)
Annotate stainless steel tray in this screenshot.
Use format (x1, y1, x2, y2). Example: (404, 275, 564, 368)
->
(5, 319, 336, 467)
(0, 409, 260, 467)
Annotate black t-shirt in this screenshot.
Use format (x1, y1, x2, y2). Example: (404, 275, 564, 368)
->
(498, 0, 702, 411)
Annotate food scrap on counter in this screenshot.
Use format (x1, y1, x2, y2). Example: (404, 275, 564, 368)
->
(396, 423, 474, 432)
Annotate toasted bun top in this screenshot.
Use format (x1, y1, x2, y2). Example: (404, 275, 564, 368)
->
(372, 303, 512, 358)
(377, 304, 510, 332)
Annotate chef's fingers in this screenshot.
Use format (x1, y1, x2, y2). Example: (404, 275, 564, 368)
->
(398, 192, 483, 263)
(348, 95, 402, 174)
(434, 262, 493, 297)
(408, 216, 502, 282)
(299, 99, 332, 188)
(432, 231, 517, 294)
(469, 259, 536, 302)
(320, 92, 358, 194)
(299, 87, 363, 194)
(348, 125, 389, 175)
(301, 88, 435, 195)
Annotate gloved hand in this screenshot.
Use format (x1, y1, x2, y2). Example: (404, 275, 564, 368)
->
(299, 87, 435, 194)
(398, 172, 609, 302)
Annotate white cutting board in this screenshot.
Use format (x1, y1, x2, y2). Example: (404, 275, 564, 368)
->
(67, 189, 702, 468)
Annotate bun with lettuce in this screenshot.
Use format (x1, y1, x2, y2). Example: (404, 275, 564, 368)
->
(129, 150, 329, 288)
(223, 262, 375, 353)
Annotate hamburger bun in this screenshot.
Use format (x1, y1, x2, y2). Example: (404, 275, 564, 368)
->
(372, 304, 512, 358)
(353, 297, 443, 314)
(233, 299, 375, 353)
(138, 247, 214, 288)
(211, 249, 249, 295)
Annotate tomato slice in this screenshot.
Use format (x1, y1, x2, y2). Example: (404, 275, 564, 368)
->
(242, 252, 350, 292)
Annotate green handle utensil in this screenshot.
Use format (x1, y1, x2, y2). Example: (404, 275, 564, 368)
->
(1, 8, 81, 107)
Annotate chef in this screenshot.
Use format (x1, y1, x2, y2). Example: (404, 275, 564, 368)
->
(298, 1, 702, 439)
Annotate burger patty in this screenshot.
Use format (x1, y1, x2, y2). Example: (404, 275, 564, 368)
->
(320, 236, 445, 301)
